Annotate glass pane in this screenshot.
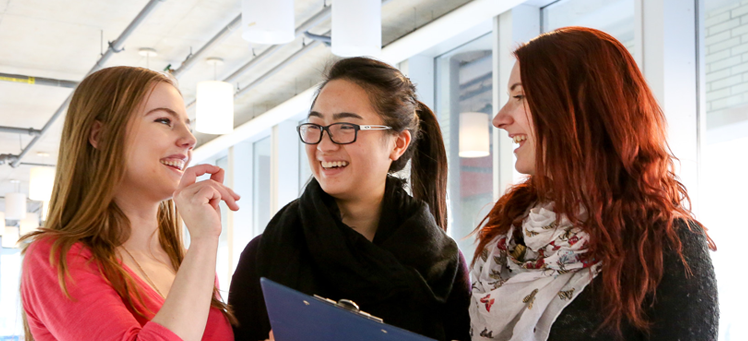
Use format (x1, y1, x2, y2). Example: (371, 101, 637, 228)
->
(542, 0, 635, 55)
(702, 1, 748, 340)
(253, 136, 272, 234)
(436, 33, 494, 258)
(1, 248, 24, 338)
(215, 156, 230, 292)
(299, 120, 314, 193)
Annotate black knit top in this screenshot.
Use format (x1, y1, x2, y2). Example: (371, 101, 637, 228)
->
(548, 222, 719, 340)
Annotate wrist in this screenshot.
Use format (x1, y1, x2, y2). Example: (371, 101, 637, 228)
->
(187, 234, 221, 247)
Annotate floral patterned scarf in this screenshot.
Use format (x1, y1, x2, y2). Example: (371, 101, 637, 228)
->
(469, 202, 601, 341)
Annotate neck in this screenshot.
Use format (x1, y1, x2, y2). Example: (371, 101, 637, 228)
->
(335, 181, 387, 242)
(112, 189, 162, 252)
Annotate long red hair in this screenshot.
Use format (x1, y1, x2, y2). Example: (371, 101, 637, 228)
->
(473, 27, 715, 336)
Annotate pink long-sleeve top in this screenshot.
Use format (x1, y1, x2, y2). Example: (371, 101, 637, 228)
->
(21, 238, 234, 341)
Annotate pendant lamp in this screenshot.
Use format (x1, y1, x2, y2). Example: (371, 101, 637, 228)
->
(459, 112, 490, 158)
(332, 0, 381, 57)
(196, 58, 234, 135)
(2, 226, 19, 248)
(20, 212, 39, 235)
(29, 166, 55, 202)
(241, 0, 295, 44)
(5, 192, 27, 221)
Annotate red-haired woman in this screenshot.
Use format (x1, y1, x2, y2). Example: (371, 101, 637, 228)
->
(469, 27, 718, 341)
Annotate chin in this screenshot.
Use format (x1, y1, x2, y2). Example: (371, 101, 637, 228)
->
(515, 163, 535, 175)
(316, 179, 350, 199)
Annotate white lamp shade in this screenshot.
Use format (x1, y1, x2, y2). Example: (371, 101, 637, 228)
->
(5, 192, 27, 221)
(2, 226, 19, 248)
(196, 81, 235, 135)
(20, 212, 39, 235)
(30, 166, 55, 201)
(459, 112, 491, 158)
(332, 0, 382, 57)
(241, 0, 295, 44)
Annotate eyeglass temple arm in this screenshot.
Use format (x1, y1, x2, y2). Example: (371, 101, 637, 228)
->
(359, 125, 392, 130)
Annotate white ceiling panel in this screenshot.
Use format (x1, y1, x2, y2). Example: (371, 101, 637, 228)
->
(0, 0, 479, 214)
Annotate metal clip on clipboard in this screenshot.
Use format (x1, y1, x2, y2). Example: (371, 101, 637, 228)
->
(261, 277, 437, 341)
(313, 295, 384, 323)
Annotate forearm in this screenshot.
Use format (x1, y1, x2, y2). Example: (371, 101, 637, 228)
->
(151, 236, 219, 341)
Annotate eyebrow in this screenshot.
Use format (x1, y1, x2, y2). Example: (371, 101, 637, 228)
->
(146, 107, 191, 126)
(509, 83, 523, 92)
(308, 111, 364, 120)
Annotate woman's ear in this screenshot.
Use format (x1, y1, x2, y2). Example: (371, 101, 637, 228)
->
(89, 120, 103, 149)
(390, 130, 412, 161)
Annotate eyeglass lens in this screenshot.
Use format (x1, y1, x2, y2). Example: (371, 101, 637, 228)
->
(299, 123, 358, 144)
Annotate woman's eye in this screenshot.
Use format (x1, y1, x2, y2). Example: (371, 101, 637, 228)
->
(513, 95, 525, 100)
(155, 118, 172, 126)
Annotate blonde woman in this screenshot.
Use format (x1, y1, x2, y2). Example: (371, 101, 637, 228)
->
(20, 66, 239, 341)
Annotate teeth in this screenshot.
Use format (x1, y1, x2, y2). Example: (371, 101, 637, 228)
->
(321, 161, 349, 169)
(160, 159, 185, 171)
(512, 135, 527, 144)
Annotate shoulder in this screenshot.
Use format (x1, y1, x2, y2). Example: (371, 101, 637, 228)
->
(655, 219, 717, 309)
(454, 250, 471, 289)
(21, 237, 100, 316)
(667, 219, 713, 266)
(24, 236, 93, 274)
(234, 234, 263, 278)
(240, 234, 263, 258)
(265, 200, 300, 229)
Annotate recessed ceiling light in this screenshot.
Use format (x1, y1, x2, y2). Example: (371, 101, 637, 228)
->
(9, 179, 20, 184)
(138, 47, 158, 57)
(206, 57, 224, 66)
(36, 152, 50, 157)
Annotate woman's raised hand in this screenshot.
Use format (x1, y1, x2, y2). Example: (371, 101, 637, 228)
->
(173, 164, 240, 241)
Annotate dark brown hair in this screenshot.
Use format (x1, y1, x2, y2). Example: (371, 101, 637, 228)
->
(473, 27, 715, 337)
(313, 57, 449, 231)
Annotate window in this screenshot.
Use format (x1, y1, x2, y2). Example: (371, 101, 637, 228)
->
(253, 136, 272, 235)
(0, 248, 23, 338)
(215, 156, 230, 292)
(701, 1, 748, 340)
(542, 0, 635, 54)
(436, 33, 495, 257)
(298, 119, 313, 193)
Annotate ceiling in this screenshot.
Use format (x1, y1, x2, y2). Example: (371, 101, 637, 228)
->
(0, 0, 472, 213)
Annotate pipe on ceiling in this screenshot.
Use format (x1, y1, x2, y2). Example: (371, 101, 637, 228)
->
(0, 126, 42, 136)
(183, 6, 334, 110)
(170, 14, 243, 78)
(0, 73, 78, 88)
(9, 0, 166, 168)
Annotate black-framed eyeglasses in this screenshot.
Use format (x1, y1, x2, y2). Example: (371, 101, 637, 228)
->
(297, 122, 392, 145)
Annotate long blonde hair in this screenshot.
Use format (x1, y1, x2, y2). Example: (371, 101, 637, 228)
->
(21, 66, 233, 340)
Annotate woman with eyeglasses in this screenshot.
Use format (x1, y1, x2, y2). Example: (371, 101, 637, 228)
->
(228, 57, 471, 341)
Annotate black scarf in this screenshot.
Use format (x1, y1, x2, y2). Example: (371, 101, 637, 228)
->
(257, 176, 460, 340)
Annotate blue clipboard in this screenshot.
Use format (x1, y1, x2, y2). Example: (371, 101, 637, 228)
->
(261, 277, 436, 341)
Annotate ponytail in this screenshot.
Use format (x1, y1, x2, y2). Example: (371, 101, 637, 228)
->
(410, 101, 448, 231)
